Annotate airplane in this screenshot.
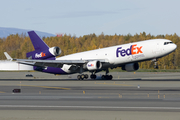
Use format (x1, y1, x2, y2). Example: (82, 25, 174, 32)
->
(13, 31, 177, 80)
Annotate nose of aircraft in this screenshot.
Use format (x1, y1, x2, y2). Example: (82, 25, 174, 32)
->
(172, 43, 177, 51)
(163, 41, 177, 54)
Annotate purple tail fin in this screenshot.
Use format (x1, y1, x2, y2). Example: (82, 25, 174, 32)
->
(28, 31, 49, 51)
(26, 31, 52, 59)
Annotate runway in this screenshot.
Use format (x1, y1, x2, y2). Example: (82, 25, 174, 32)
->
(0, 72, 180, 120)
(1, 83, 180, 112)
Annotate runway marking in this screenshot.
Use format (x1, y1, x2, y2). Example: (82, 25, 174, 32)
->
(1, 105, 180, 110)
(0, 91, 5, 93)
(19, 84, 70, 90)
(95, 82, 132, 86)
(98, 97, 110, 98)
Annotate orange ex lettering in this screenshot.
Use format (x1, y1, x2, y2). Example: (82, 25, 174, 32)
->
(131, 44, 137, 55)
(116, 44, 143, 57)
(41, 52, 46, 57)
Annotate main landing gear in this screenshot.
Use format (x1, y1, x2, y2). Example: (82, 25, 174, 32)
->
(90, 69, 113, 80)
(77, 74, 88, 80)
(101, 75, 113, 80)
(101, 69, 113, 80)
(90, 74, 96, 79)
(77, 73, 113, 80)
(77, 66, 88, 80)
(77, 68, 113, 80)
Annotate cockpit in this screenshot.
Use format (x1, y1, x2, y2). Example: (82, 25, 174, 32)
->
(164, 42, 173, 45)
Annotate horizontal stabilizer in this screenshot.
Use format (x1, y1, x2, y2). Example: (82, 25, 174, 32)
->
(4, 52, 13, 61)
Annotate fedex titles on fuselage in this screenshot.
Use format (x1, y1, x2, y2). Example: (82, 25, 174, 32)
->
(116, 44, 144, 59)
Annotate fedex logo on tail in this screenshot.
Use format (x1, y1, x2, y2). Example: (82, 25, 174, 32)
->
(116, 44, 143, 57)
(35, 52, 46, 58)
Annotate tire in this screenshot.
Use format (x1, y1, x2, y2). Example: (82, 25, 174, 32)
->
(90, 74, 96, 80)
(104, 75, 113, 80)
(81, 74, 85, 79)
(77, 75, 81, 80)
(101, 75, 105, 79)
(109, 75, 113, 80)
(85, 74, 88, 79)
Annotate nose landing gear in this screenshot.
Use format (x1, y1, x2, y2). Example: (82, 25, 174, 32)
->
(152, 58, 159, 69)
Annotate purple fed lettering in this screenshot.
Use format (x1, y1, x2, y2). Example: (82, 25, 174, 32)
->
(126, 46, 132, 56)
(121, 49, 126, 56)
(116, 47, 122, 57)
(116, 45, 133, 57)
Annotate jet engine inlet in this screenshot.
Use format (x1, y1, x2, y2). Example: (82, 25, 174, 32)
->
(122, 63, 139, 72)
(49, 47, 61, 56)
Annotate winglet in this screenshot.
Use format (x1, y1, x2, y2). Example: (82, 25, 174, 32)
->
(4, 52, 13, 61)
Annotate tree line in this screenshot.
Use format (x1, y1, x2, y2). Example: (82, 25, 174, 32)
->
(0, 32, 179, 69)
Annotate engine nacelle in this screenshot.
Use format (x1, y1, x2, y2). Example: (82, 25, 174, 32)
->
(49, 47, 61, 57)
(122, 63, 139, 72)
(26, 46, 61, 59)
(84, 61, 102, 71)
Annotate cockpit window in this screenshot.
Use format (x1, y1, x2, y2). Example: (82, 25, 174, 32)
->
(164, 42, 173, 45)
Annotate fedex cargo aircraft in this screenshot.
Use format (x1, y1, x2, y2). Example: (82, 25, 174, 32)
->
(15, 31, 177, 80)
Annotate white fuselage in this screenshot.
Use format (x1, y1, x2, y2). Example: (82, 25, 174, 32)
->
(56, 39, 177, 73)
(0, 61, 33, 71)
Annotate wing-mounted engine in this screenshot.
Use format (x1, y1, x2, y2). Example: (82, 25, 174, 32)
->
(84, 61, 102, 71)
(26, 47, 61, 59)
(122, 63, 139, 72)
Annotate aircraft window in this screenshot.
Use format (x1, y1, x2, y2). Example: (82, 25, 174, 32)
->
(164, 42, 173, 45)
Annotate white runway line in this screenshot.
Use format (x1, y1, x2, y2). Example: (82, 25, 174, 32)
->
(1, 105, 180, 110)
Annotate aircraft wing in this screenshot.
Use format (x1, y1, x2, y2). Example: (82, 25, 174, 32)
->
(15, 59, 109, 68)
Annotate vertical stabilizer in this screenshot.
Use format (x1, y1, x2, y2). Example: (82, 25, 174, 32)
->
(27, 31, 51, 59)
(28, 31, 49, 51)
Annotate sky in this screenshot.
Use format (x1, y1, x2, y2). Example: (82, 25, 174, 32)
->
(0, 0, 180, 37)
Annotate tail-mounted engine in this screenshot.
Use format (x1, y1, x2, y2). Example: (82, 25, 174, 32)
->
(49, 47, 61, 57)
(122, 63, 139, 72)
(84, 61, 102, 71)
(26, 47, 61, 59)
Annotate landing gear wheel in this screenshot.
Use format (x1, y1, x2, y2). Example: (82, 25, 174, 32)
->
(109, 75, 113, 80)
(102, 75, 105, 79)
(84, 74, 89, 79)
(153, 59, 158, 69)
(101, 75, 113, 80)
(154, 65, 159, 69)
(77, 75, 81, 80)
(81, 74, 85, 80)
(77, 74, 85, 80)
(90, 74, 96, 80)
